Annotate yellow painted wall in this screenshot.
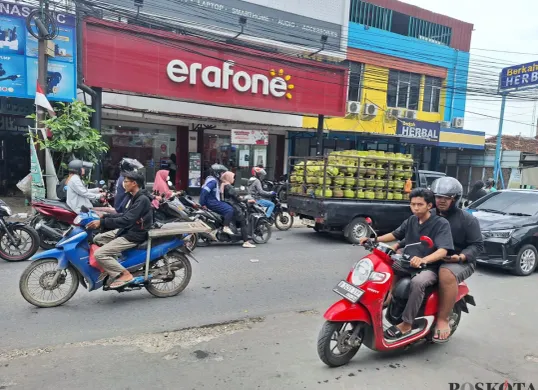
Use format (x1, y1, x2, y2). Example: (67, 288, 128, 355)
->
(302, 64, 444, 134)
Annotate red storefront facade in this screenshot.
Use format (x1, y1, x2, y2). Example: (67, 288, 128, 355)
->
(82, 18, 348, 189)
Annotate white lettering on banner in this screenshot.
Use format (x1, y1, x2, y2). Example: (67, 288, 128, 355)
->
(167, 59, 290, 98)
(401, 125, 438, 140)
(505, 71, 538, 87)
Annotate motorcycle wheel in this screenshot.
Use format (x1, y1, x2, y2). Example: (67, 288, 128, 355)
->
(146, 252, 192, 298)
(0, 225, 40, 262)
(274, 211, 294, 231)
(32, 216, 60, 250)
(278, 188, 287, 203)
(184, 233, 198, 252)
(252, 221, 272, 244)
(317, 321, 363, 367)
(19, 259, 79, 308)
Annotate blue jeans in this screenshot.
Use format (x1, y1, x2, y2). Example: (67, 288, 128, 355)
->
(257, 199, 275, 218)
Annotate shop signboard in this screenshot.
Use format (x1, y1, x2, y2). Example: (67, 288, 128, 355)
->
(500, 61, 538, 91)
(83, 18, 348, 117)
(231, 129, 268, 145)
(396, 119, 440, 145)
(188, 152, 201, 188)
(0, 1, 77, 101)
(94, 0, 343, 51)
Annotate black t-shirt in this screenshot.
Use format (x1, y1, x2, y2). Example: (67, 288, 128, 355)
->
(392, 213, 455, 266)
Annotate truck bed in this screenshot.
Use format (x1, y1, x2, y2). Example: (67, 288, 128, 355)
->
(288, 195, 412, 234)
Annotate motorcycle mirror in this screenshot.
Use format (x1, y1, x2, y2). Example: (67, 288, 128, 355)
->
(420, 236, 434, 248)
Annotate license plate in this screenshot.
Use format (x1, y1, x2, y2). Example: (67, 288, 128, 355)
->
(333, 280, 364, 303)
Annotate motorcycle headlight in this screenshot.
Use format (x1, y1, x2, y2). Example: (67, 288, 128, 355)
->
(1, 205, 12, 216)
(351, 258, 374, 286)
(73, 216, 82, 226)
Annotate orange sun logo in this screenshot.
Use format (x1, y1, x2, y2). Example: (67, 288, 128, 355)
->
(269, 68, 294, 99)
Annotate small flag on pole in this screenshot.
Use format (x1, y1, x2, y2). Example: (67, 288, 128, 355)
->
(34, 81, 56, 117)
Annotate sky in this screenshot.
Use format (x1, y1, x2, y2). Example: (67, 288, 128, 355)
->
(402, 0, 538, 138)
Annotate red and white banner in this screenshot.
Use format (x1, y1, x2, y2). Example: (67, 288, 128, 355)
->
(231, 129, 269, 145)
(83, 18, 348, 117)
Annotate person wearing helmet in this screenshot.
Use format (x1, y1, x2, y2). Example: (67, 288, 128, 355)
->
(467, 180, 487, 203)
(485, 178, 497, 193)
(115, 158, 144, 212)
(200, 164, 234, 236)
(427, 177, 483, 343)
(248, 167, 276, 219)
(65, 159, 102, 214)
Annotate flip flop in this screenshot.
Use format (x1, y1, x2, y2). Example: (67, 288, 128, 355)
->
(432, 327, 451, 344)
(110, 278, 135, 289)
(384, 325, 411, 340)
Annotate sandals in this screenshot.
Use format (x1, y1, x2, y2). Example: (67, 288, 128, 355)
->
(384, 325, 411, 339)
(109, 278, 135, 289)
(432, 327, 452, 344)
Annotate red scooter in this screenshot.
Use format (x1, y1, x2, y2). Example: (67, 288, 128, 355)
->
(317, 218, 475, 367)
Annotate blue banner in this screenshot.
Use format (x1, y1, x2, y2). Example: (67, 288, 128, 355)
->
(396, 119, 440, 145)
(0, 1, 76, 101)
(500, 61, 538, 91)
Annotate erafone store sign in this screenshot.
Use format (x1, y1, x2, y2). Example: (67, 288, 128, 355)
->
(83, 18, 347, 116)
(166, 60, 294, 99)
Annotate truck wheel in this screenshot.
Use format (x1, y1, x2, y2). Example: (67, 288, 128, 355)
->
(345, 218, 370, 244)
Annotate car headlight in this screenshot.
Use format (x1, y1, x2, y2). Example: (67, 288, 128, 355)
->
(482, 229, 514, 240)
(1, 205, 12, 216)
(351, 258, 374, 286)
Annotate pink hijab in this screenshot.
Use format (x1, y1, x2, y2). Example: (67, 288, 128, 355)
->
(220, 171, 235, 195)
(153, 170, 172, 198)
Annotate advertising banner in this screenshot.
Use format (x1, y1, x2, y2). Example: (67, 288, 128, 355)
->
(188, 152, 201, 188)
(499, 61, 538, 91)
(0, 1, 77, 101)
(231, 129, 269, 145)
(396, 119, 440, 145)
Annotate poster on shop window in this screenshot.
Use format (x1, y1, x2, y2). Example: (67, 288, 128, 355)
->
(231, 129, 269, 145)
(188, 153, 201, 188)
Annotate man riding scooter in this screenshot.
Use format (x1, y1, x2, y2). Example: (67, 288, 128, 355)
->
(359, 188, 454, 339)
(248, 167, 276, 220)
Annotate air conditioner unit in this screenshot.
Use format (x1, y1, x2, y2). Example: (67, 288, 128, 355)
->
(347, 101, 361, 114)
(405, 110, 417, 120)
(439, 121, 451, 128)
(396, 108, 407, 118)
(363, 103, 378, 116)
(386, 108, 400, 120)
(452, 117, 464, 128)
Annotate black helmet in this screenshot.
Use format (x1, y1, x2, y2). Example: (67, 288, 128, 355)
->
(68, 159, 93, 176)
(431, 177, 463, 207)
(210, 164, 228, 179)
(119, 158, 143, 173)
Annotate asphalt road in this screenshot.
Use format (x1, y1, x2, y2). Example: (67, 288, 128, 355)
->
(0, 228, 537, 389)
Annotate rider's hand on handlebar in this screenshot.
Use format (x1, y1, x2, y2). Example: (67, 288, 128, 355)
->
(410, 256, 427, 268)
(358, 237, 369, 246)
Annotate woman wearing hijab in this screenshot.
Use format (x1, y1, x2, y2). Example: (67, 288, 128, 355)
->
(220, 171, 256, 248)
(152, 170, 173, 209)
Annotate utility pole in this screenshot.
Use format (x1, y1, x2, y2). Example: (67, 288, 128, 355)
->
(315, 114, 325, 156)
(37, 0, 49, 131)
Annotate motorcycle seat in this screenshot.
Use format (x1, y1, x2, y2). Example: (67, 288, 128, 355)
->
(39, 200, 75, 212)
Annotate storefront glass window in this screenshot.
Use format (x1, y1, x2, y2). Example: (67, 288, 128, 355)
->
(101, 124, 176, 186)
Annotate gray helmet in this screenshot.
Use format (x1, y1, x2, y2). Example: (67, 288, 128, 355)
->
(431, 177, 463, 207)
(210, 164, 228, 179)
(68, 159, 94, 175)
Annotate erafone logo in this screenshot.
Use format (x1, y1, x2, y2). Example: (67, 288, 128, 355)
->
(166, 60, 294, 99)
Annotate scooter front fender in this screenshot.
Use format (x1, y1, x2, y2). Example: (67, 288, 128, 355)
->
(323, 299, 372, 325)
(30, 249, 68, 269)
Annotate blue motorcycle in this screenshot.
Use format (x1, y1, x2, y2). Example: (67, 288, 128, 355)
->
(19, 207, 201, 308)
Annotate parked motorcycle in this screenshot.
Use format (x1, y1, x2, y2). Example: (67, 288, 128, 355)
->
(19, 206, 205, 308)
(30, 181, 111, 249)
(317, 218, 475, 367)
(193, 197, 271, 246)
(0, 200, 39, 262)
(268, 194, 294, 231)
